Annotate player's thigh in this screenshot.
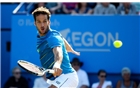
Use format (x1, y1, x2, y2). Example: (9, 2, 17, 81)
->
(51, 72, 79, 88)
(59, 73, 79, 88)
(59, 72, 79, 88)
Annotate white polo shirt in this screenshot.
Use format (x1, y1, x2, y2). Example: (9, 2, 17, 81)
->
(92, 81, 112, 88)
(76, 69, 89, 88)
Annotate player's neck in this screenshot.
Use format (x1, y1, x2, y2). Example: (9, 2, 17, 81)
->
(39, 28, 50, 36)
(39, 33, 46, 36)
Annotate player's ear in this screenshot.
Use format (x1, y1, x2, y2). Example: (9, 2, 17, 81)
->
(48, 20, 50, 25)
(34, 22, 36, 26)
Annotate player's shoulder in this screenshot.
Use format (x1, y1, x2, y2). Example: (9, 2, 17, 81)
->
(48, 29, 62, 39)
(47, 29, 63, 42)
(50, 29, 61, 35)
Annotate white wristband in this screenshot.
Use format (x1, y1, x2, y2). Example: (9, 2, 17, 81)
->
(53, 62, 60, 68)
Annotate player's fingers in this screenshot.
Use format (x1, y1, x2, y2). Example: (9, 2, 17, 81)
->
(53, 68, 59, 77)
(57, 68, 62, 75)
(53, 68, 57, 77)
(54, 68, 62, 76)
(72, 51, 80, 56)
(55, 68, 60, 76)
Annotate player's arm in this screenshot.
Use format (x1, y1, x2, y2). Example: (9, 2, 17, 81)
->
(63, 37, 80, 56)
(52, 46, 63, 77)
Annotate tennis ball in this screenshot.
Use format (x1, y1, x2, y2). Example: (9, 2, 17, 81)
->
(113, 40, 123, 48)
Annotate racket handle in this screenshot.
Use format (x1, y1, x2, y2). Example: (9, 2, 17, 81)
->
(46, 69, 55, 74)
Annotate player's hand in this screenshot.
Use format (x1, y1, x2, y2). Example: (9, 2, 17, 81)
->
(53, 68, 62, 77)
(71, 50, 80, 56)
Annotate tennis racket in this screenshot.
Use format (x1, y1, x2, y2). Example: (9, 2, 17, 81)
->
(17, 60, 54, 76)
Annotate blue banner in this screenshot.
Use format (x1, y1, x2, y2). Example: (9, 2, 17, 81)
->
(11, 15, 140, 73)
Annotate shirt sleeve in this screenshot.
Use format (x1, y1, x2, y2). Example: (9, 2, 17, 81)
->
(48, 35, 63, 49)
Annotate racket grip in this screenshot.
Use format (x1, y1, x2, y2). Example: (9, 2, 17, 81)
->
(48, 70, 55, 74)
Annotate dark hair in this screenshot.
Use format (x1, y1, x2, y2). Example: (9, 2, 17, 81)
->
(32, 6, 51, 21)
(97, 69, 107, 76)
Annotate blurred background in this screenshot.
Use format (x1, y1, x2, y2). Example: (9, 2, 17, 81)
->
(1, 2, 140, 88)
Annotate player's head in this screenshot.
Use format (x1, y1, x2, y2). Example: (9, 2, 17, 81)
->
(32, 6, 51, 36)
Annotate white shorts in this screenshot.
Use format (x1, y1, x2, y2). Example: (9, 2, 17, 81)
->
(46, 71, 79, 88)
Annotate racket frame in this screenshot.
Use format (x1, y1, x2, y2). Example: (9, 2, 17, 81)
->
(17, 60, 52, 76)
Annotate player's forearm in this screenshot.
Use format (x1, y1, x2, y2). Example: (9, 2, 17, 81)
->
(63, 38, 80, 56)
(63, 38, 72, 52)
(54, 50, 63, 64)
(53, 46, 63, 68)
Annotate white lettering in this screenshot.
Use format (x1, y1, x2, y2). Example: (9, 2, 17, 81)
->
(60, 29, 119, 48)
(26, 19, 34, 26)
(82, 32, 93, 46)
(72, 32, 82, 46)
(18, 19, 24, 26)
(50, 19, 60, 27)
(94, 32, 106, 47)
(108, 32, 119, 46)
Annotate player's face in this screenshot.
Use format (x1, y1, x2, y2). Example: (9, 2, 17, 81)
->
(35, 14, 50, 36)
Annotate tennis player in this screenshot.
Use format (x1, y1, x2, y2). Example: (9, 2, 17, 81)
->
(32, 6, 80, 88)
